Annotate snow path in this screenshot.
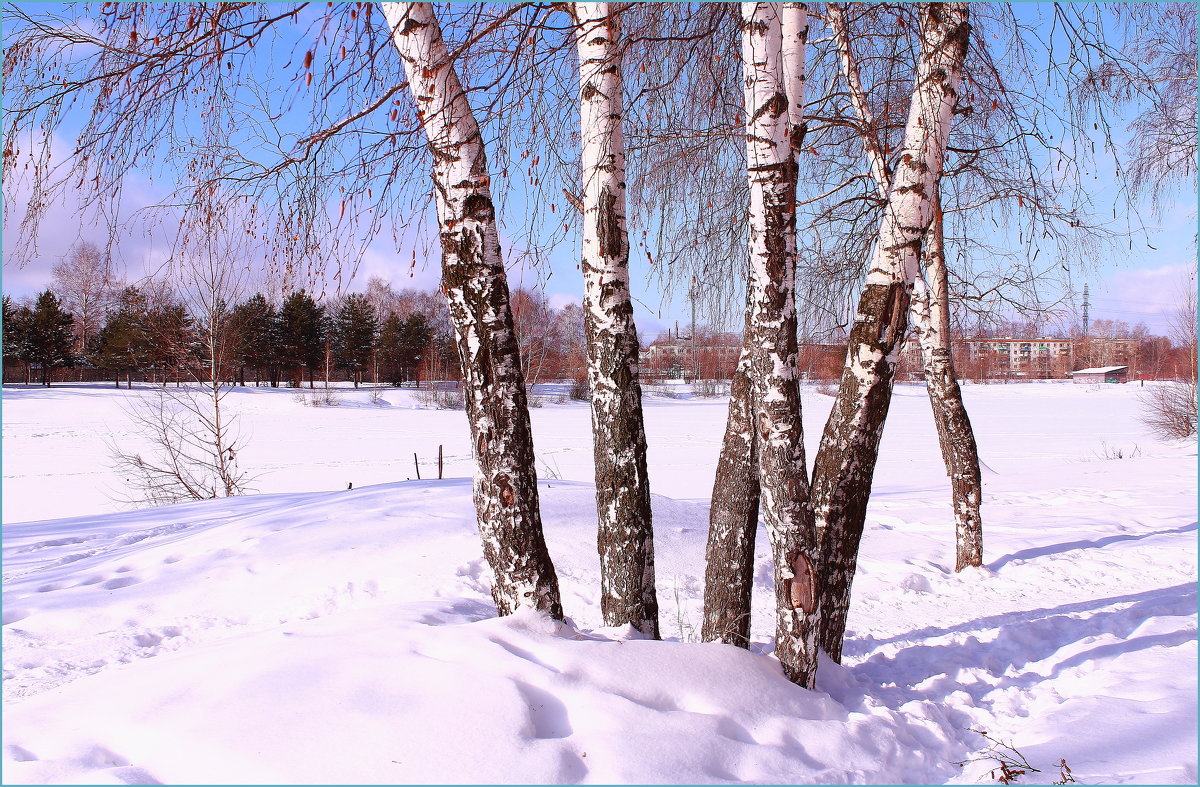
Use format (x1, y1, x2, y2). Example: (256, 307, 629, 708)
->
(2, 382, 1196, 783)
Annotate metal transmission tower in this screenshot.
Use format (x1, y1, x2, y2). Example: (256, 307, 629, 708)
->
(689, 275, 699, 381)
(1082, 283, 1090, 337)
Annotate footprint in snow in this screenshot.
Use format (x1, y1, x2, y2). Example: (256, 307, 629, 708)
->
(101, 576, 141, 590)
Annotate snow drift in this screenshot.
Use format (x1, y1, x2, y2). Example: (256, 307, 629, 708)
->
(2, 382, 1196, 783)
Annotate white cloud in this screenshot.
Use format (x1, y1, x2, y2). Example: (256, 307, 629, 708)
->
(1092, 262, 1196, 335)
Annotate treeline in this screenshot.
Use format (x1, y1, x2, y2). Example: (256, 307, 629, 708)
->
(2, 286, 431, 388)
(0, 248, 597, 388)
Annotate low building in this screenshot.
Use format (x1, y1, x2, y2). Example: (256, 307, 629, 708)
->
(1069, 365, 1129, 384)
(640, 334, 742, 380)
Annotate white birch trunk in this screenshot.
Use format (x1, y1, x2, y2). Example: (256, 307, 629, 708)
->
(781, 3, 809, 153)
(829, 1, 984, 573)
(383, 2, 563, 619)
(812, 2, 970, 662)
(742, 1, 818, 688)
(574, 1, 659, 637)
(909, 195, 983, 570)
(827, 3, 891, 201)
(702, 2, 815, 672)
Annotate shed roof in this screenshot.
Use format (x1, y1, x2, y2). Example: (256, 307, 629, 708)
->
(1070, 366, 1129, 375)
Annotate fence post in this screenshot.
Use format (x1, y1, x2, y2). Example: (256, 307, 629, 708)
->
(438, 445, 443, 480)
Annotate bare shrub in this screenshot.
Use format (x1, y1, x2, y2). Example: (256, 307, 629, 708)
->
(110, 386, 250, 506)
(1140, 380, 1198, 440)
(538, 455, 563, 480)
(955, 728, 1076, 786)
(295, 388, 343, 407)
(692, 378, 727, 398)
(1093, 441, 1142, 460)
(670, 575, 699, 643)
(815, 381, 839, 397)
(414, 383, 465, 410)
(570, 372, 590, 401)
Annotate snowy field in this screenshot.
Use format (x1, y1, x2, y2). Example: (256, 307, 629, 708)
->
(2, 380, 1196, 784)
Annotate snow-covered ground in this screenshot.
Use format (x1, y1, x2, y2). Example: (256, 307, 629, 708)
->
(2, 380, 1196, 784)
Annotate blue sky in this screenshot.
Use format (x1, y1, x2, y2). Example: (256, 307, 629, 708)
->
(2, 2, 1195, 339)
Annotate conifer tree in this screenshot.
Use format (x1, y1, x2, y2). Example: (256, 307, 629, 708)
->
(279, 290, 325, 389)
(378, 312, 431, 386)
(332, 293, 379, 387)
(27, 290, 76, 386)
(3, 295, 34, 383)
(145, 299, 195, 386)
(231, 294, 282, 386)
(377, 313, 406, 386)
(397, 313, 431, 384)
(96, 286, 151, 388)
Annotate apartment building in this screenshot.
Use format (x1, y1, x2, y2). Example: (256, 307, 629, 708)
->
(899, 335, 1136, 378)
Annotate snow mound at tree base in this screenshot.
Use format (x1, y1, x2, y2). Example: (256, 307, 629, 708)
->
(2, 480, 972, 784)
(3, 467, 1196, 784)
(3, 605, 970, 784)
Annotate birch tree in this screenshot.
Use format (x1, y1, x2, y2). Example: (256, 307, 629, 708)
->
(702, 351, 761, 649)
(51, 242, 117, 367)
(381, 2, 563, 620)
(811, 2, 970, 663)
(703, 2, 818, 688)
(827, 2, 982, 572)
(572, 1, 659, 637)
(910, 195, 983, 570)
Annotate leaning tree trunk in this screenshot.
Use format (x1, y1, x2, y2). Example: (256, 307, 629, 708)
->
(910, 194, 983, 570)
(383, 1, 563, 619)
(701, 354, 759, 648)
(744, 1, 818, 687)
(812, 1, 970, 663)
(829, 0, 984, 576)
(574, 1, 659, 637)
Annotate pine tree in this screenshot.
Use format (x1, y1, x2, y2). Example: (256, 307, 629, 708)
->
(27, 290, 76, 386)
(398, 313, 431, 383)
(231, 294, 282, 386)
(279, 290, 325, 388)
(145, 300, 195, 385)
(332, 293, 379, 387)
(377, 313, 405, 386)
(379, 311, 431, 385)
(96, 286, 151, 388)
(3, 295, 34, 383)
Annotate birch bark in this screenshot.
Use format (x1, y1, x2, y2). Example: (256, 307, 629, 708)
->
(383, 2, 563, 619)
(743, 1, 818, 687)
(828, 1, 983, 573)
(702, 350, 759, 648)
(909, 195, 983, 570)
(574, 1, 659, 637)
(702, 5, 817, 685)
(812, 2, 970, 663)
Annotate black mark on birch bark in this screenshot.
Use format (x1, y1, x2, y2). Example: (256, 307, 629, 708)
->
(597, 188, 623, 259)
(463, 194, 494, 222)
